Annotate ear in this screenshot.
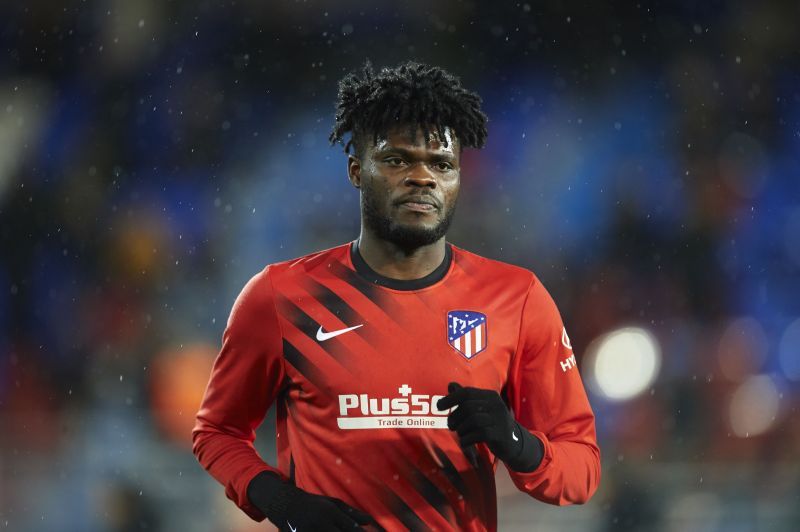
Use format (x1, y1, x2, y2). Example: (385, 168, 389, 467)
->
(347, 154, 362, 189)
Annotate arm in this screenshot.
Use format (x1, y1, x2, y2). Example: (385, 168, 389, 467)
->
(192, 268, 377, 529)
(191, 267, 287, 522)
(504, 275, 601, 505)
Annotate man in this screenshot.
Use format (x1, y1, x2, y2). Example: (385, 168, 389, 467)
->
(192, 60, 600, 531)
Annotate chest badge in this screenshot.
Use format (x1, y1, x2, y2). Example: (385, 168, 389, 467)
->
(447, 310, 488, 359)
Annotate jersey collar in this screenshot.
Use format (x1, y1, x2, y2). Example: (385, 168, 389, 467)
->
(349, 240, 452, 291)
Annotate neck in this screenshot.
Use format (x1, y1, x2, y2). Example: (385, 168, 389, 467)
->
(356, 228, 447, 280)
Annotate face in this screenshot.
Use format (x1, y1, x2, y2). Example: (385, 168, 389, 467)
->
(348, 125, 461, 251)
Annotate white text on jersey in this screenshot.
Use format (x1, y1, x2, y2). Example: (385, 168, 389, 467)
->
(337, 385, 454, 429)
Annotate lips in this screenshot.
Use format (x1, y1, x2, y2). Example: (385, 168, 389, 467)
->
(396, 196, 440, 209)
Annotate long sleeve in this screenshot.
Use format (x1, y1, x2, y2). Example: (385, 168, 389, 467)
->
(503, 274, 601, 505)
(192, 266, 288, 522)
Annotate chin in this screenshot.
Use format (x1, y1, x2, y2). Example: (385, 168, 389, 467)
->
(395, 216, 437, 227)
(392, 221, 440, 235)
(383, 222, 446, 249)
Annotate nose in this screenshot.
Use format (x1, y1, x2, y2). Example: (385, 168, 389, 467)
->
(404, 162, 437, 188)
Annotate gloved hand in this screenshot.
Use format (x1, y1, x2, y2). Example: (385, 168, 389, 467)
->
(436, 382, 543, 472)
(247, 471, 377, 531)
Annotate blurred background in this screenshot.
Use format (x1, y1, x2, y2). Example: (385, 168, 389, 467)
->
(1, 0, 799, 530)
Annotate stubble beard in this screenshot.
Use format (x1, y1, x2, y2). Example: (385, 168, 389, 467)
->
(361, 185, 456, 254)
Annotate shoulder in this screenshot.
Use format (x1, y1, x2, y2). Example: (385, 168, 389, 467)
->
(255, 241, 350, 283)
(450, 243, 539, 290)
(449, 244, 561, 314)
(227, 243, 349, 325)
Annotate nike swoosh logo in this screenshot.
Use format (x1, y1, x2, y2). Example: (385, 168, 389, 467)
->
(287, 521, 297, 532)
(316, 324, 363, 341)
(512, 431, 519, 442)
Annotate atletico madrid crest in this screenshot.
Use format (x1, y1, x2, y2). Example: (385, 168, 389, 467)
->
(447, 310, 488, 359)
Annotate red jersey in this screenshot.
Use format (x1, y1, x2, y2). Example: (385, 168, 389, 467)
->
(192, 241, 600, 530)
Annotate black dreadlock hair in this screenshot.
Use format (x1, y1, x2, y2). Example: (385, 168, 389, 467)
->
(329, 60, 488, 156)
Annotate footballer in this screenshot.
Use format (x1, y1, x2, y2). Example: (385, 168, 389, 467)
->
(192, 60, 600, 531)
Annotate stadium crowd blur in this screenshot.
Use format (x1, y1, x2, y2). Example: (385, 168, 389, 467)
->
(1, 1, 799, 530)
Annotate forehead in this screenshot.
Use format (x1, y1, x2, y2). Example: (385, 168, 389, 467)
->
(372, 125, 459, 154)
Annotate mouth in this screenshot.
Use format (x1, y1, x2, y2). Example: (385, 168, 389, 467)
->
(396, 196, 440, 213)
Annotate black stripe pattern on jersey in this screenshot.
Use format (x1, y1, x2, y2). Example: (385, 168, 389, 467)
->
(383, 488, 429, 532)
(303, 276, 363, 325)
(329, 259, 384, 303)
(432, 445, 471, 501)
(327, 259, 420, 333)
(274, 291, 358, 371)
(301, 277, 387, 349)
(402, 462, 455, 526)
(275, 292, 326, 342)
(281, 339, 326, 391)
(431, 444, 492, 524)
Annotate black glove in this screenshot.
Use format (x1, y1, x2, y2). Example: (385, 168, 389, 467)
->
(436, 382, 544, 473)
(247, 471, 377, 531)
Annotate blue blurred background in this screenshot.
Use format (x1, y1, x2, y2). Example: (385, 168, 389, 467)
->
(1, 1, 799, 530)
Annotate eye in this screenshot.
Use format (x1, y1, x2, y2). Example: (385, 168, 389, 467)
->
(434, 161, 454, 171)
(383, 157, 406, 167)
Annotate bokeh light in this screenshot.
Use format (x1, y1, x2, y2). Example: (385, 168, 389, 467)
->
(149, 342, 216, 447)
(728, 374, 781, 438)
(0, 80, 49, 200)
(586, 327, 661, 401)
